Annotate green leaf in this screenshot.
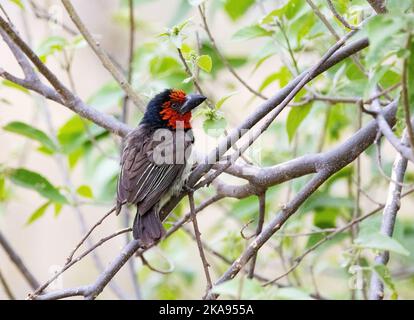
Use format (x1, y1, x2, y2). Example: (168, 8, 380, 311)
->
(76, 185, 94, 198)
(232, 24, 272, 41)
(8, 0, 24, 9)
(57, 115, 107, 155)
(302, 193, 354, 213)
(57, 115, 85, 153)
(203, 117, 227, 137)
(261, 0, 305, 24)
(36, 36, 68, 61)
(26, 202, 50, 225)
(355, 232, 410, 256)
(224, 0, 255, 21)
(259, 66, 290, 92)
(3, 121, 59, 153)
(180, 43, 193, 59)
(70, 35, 87, 49)
(54, 203, 63, 217)
(387, 0, 413, 13)
(373, 264, 398, 299)
(259, 73, 281, 92)
(215, 91, 238, 109)
(197, 55, 212, 73)
(200, 41, 248, 76)
(0, 175, 7, 202)
(87, 82, 124, 110)
(9, 168, 68, 204)
(162, 19, 191, 49)
(286, 103, 312, 142)
(230, 195, 258, 220)
(365, 15, 405, 66)
(149, 56, 181, 77)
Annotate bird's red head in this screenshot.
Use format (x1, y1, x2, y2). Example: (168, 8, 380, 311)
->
(141, 89, 206, 130)
(160, 89, 191, 129)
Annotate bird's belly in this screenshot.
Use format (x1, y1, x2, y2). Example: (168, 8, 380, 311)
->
(158, 158, 192, 210)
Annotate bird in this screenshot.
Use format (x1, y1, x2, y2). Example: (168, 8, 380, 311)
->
(116, 88, 206, 247)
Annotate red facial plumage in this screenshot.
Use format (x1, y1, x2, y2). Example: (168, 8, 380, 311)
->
(159, 89, 192, 129)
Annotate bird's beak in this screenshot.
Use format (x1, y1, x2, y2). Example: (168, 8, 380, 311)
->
(180, 93, 207, 114)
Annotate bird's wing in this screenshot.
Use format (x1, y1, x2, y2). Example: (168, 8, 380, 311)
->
(117, 126, 188, 215)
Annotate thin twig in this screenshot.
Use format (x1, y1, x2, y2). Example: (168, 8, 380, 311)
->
(121, 0, 136, 124)
(265, 187, 414, 285)
(60, 0, 144, 112)
(0, 3, 13, 25)
(28, 0, 125, 73)
(205, 101, 398, 299)
(65, 205, 118, 264)
(276, 19, 299, 73)
(28, 1, 76, 35)
(240, 219, 255, 240)
(306, 0, 339, 39)
(0, 268, 15, 299)
(29, 227, 131, 299)
(34, 194, 222, 299)
(181, 225, 326, 299)
(188, 192, 213, 298)
(199, 30, 358, 186)
(176, 47, 214, 109)
(248, 193, 266, 278)
(140, 255, 174, 275)
(197, 5, 266, 99)
(375, 136, 412, 187)
(306, 0, 367, 75)
(326, 0, 358, 30)
(309, 83, 400, 106)
(0, 231, 40, 290)
(370, 90, 414, 162)
(351, 105, 362, 237)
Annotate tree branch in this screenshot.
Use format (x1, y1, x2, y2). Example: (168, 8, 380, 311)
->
(0, 15, 131, 137)
(158, 35, 369, 223)
(204, 100, 397, 299)
(371, 95, 414, 162)
(369, 134, 408, 300)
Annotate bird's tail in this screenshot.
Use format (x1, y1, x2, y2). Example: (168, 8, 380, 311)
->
(133, 209, 165, 247)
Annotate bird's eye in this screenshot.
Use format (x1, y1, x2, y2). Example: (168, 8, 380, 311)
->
(171, 102, 180, 110)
